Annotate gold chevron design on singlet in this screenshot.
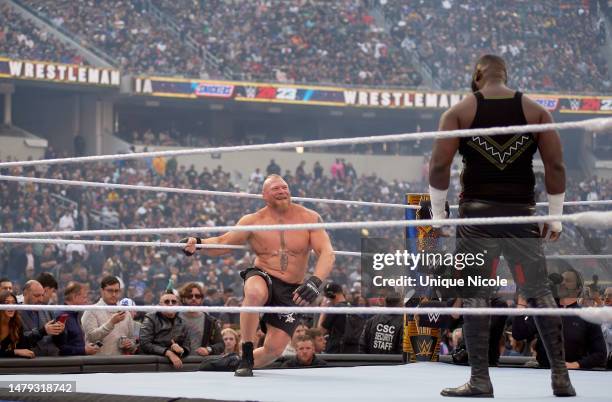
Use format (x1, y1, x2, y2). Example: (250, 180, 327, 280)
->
(467, 134, 534, 170)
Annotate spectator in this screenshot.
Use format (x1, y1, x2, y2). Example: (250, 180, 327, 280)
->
(7, 246, 26, 284)
(36, 272, 58, 306)
(179, 282, 224, 357)
(203, 287, 223, 318)
(53, 282, 100, 356)
(282, 323, 309, 357)
(20, 280, 63, 356)
(266, 159, 281, 176)
(81, 276, 137, 355)
(0, 278, 13, 293)
(248, 168, 265, 192)
(37, 246, 59, 273)
(65, 239, 88, 264)
(359, 292, 403, 354)
(221, 327, 240, 355)
(588, 275, 602, 296)
(305, 328, 326, 354)
(313, 161, 323, 180)
(330, 159, 345, 180)
(58, 209, 75, 231)
(281, 336, 327, 368)
(513, 269, 607, 369)
(139, 291, 190, 369)
(219, 296, 241, 329)
(0, 290, 36, 358)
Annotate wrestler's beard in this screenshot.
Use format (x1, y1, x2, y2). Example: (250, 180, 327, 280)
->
(271, 197, 291, 212)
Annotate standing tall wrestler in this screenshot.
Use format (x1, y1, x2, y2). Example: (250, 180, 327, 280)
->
(429, 55, 575, 397)
(182, 174, 334, 376)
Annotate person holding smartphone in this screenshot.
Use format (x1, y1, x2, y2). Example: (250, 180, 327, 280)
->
(52, 283, 100, 356)
(0, 290, 37, 358)
(82, 276, 137, 355)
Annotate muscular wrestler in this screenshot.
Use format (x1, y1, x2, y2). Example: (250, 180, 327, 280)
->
(182, 174, 334, 376)
(429, 55, 575, 397)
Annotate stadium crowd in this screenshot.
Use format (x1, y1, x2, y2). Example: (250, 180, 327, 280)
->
(149, 0, 423, 87)
(19, 0, 209, 77)
(0, 2, 85, 65)
(381, 0, 610, 93)
(4, 0, 607, 93)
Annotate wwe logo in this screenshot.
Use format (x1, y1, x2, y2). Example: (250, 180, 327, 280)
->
(245, 87, 257, 98)
(416, 338, 433, 356)
(428, 313, 440, 323)
(568, 99, 581, 111)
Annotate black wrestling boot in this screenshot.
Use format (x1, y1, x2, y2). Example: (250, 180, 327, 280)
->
(532, 295, 576, 397)
(234, 342, 254, 377)
(199, 353, 240, 371)
(441, 298, 494, 398)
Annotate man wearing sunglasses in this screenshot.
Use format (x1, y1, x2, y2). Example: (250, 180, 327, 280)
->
(140, 291, 191, 369)
(179, 282, 224, 357)
(182, 174, 335, 376)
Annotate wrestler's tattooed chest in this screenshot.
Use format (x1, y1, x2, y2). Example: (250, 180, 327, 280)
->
(278, 219, 288, 272)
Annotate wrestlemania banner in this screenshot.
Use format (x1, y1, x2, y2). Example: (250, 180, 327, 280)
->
(134, 76, 612, 114)
(0, 57, 120, 87)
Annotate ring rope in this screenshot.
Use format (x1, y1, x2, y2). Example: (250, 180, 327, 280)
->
(0, 211, 608, 239)
(2, 304, 611, 322)
(0, 237, 607, 261)
(0, 175, 419, 210)
(1, 175, 610, 210)
(0, 118, 610, 169)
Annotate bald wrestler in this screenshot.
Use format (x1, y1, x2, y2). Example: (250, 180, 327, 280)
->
(429, 54, 575, 397)
(182, 174, 335, 376)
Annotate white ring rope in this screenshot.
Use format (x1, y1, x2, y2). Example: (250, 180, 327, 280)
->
(0, 211, 609, 239)
(0, 237, 607, 261)
(2, 304, 611, 322)
(0, 118, 610, 169)
(0, 175, 419, 210)
(1, 175, 610, 210)
(0, 237, 357, 257)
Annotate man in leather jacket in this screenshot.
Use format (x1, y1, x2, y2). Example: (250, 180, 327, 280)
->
(140, 291, 190, 369)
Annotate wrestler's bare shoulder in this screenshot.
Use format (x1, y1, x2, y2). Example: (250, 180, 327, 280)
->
(236, 212, 260, 225)
(289, 204, 322, 223)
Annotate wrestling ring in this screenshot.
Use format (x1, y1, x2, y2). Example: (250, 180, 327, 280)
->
(0, 117, 610, 401)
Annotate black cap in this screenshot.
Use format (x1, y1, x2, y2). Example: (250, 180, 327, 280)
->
(324, 283, 343, 299)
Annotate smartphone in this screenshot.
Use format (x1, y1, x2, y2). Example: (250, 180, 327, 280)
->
(56, 313, 69, 324)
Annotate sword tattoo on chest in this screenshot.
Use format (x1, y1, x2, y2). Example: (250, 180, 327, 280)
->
(279, 219, 288, 272)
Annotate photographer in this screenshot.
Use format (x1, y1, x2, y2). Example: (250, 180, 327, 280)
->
(317, 283, 364, 354)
